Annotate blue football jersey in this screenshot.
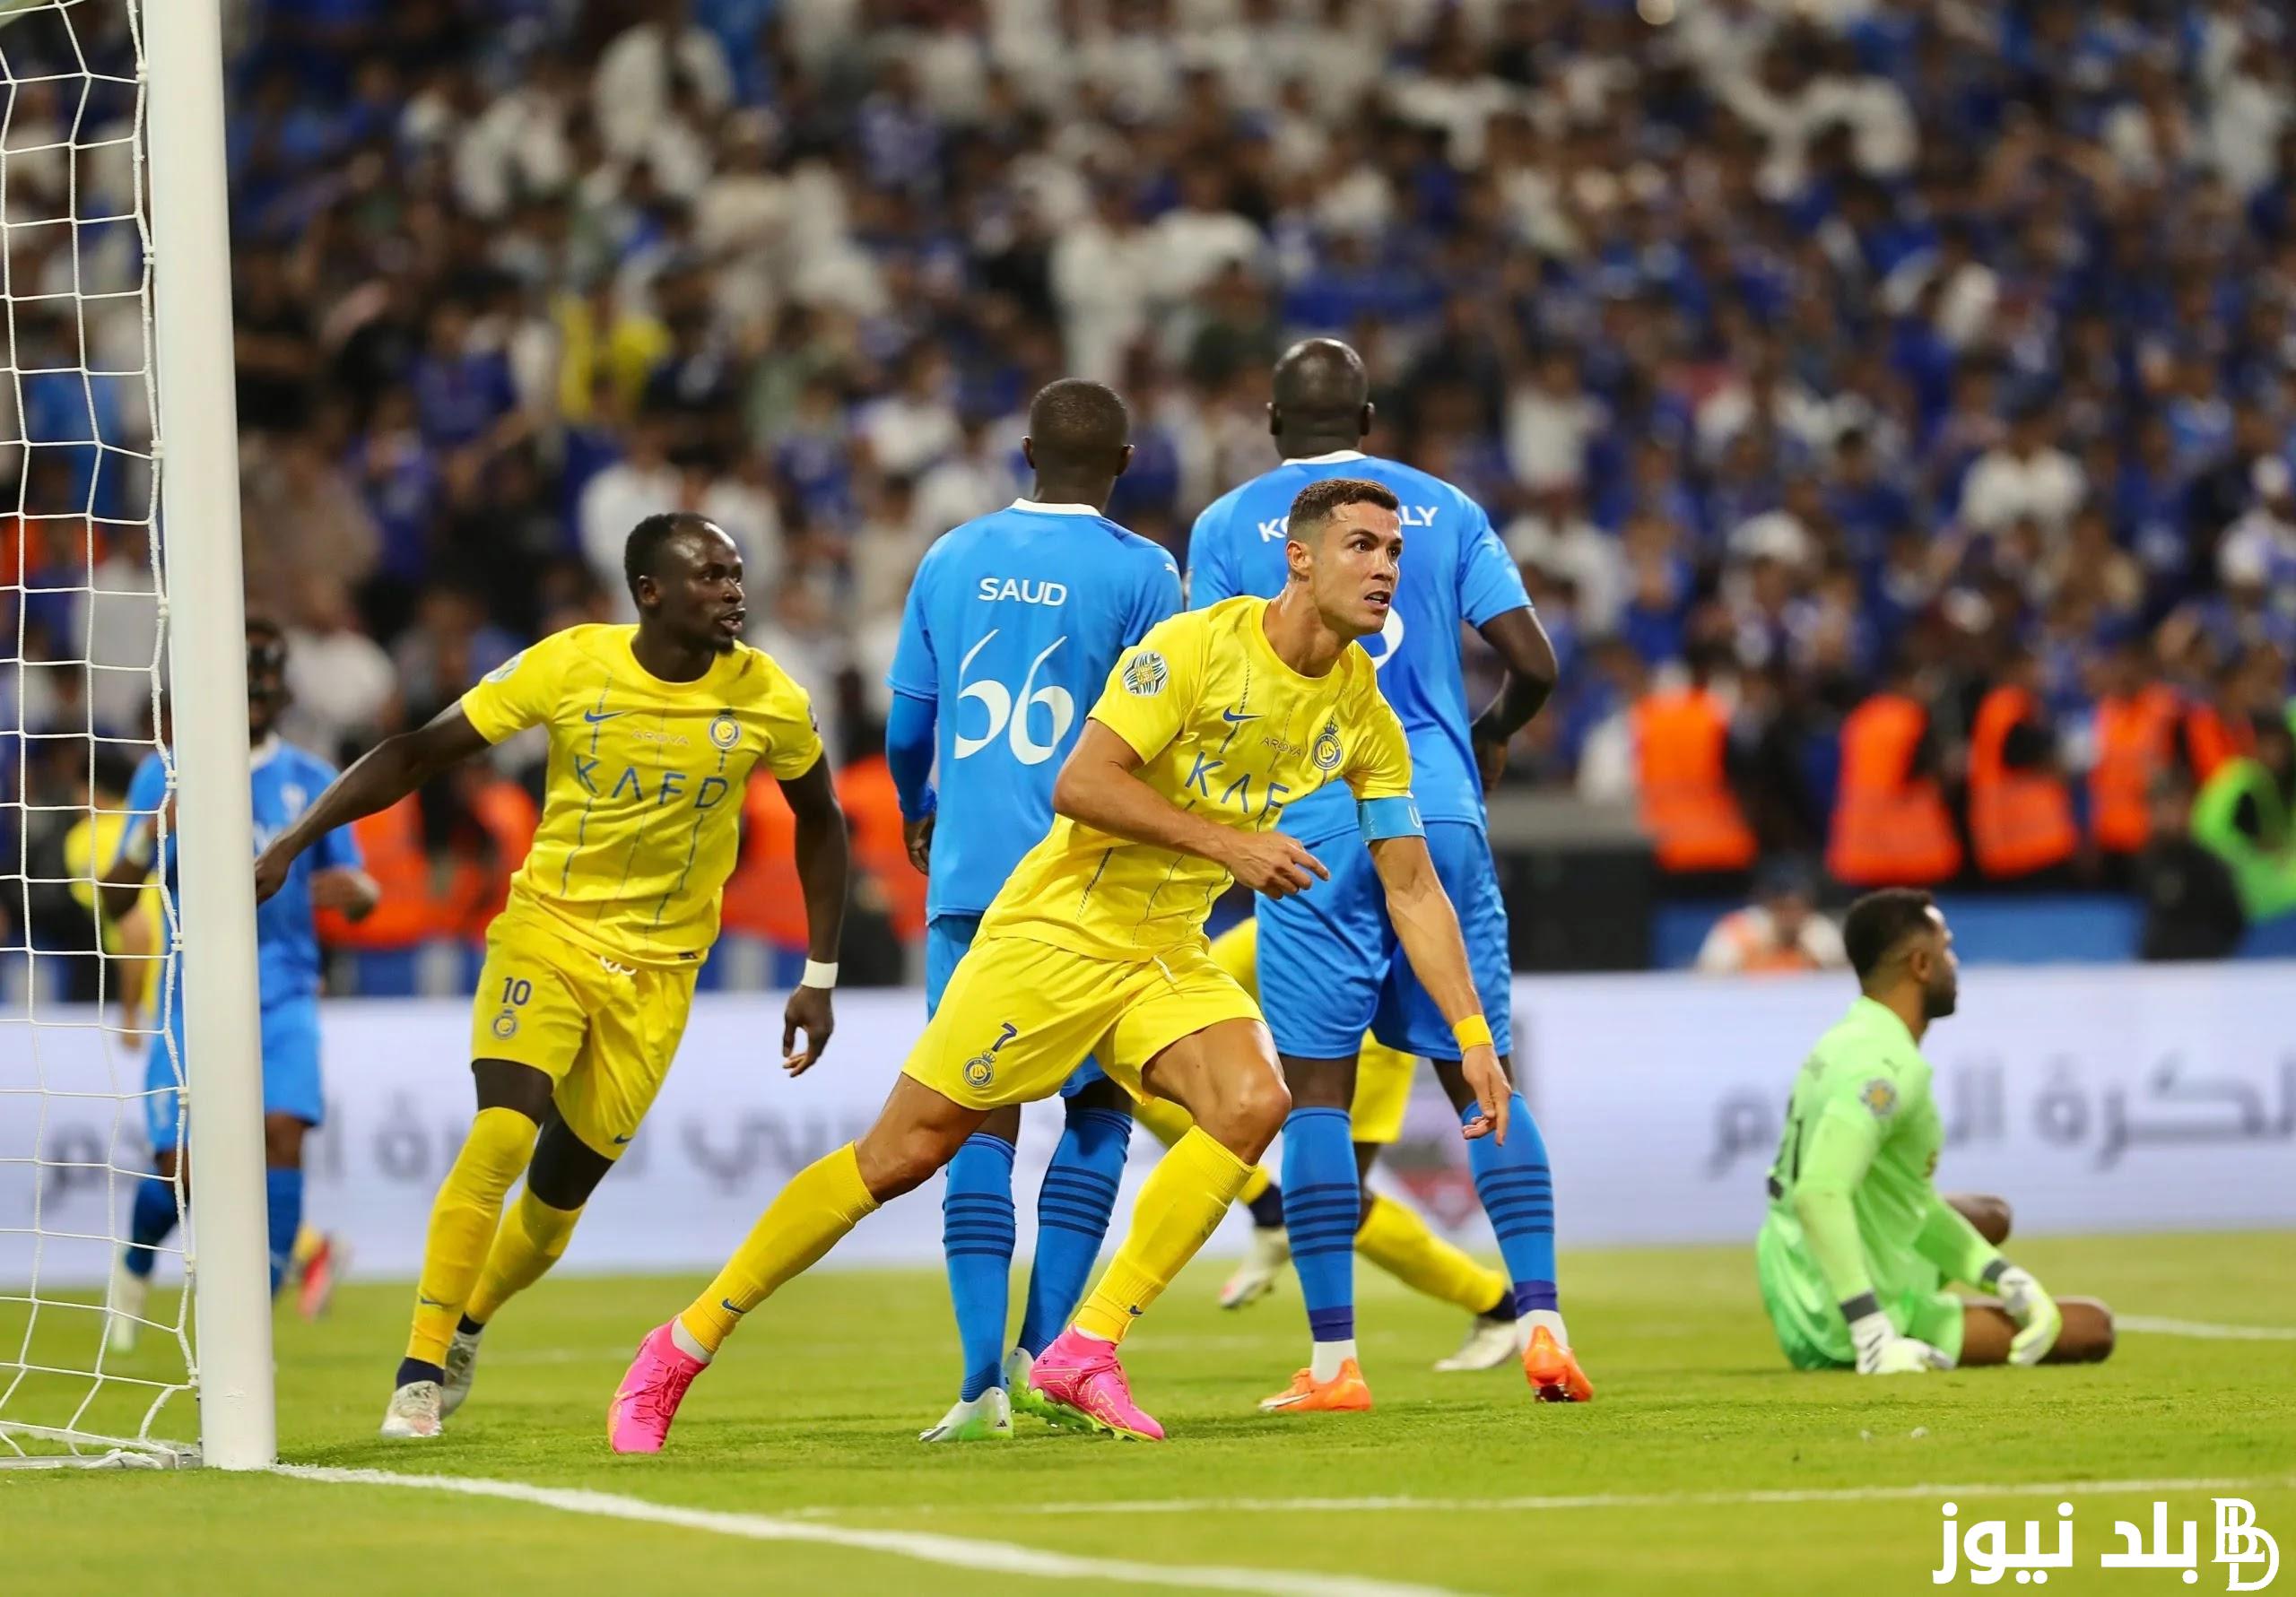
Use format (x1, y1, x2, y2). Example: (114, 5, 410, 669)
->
(117, 738, 361, 1010)
(888, 499, 1182, 920)
(1187, 450, 1531, 843)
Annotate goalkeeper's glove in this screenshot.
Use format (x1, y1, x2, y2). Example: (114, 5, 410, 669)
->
(1986, 1262, 2060, 1367)
(1847, 1301, 1952, 1375)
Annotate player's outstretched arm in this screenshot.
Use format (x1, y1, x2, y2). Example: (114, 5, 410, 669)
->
(1367, 833, 1509, 1141)
(778, 755, 848, 1074)
(255, 706, 490, 903)
(1051, 720, 1330, 898)
(1469, 608, 1560, 794)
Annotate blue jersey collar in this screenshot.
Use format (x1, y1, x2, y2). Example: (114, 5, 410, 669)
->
(250, 734, 282, 770)
(1286, 449, 1367, 465)
(1009, 498, 1099, 516)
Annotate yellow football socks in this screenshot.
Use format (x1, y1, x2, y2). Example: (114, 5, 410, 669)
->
(1132, 1092, 1274, 1205)
(404, 1107, 538, 1367)
(678, 1141, 879, 1355)
(1075, 1127, 1250, 1345)
(1356, 1193, 1509, 1315)
(465, 1188, 584, 1325)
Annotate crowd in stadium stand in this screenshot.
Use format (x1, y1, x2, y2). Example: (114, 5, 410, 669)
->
(7, 0, 2296, 976)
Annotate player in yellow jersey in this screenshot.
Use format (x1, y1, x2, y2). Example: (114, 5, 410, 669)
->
(1128, 917, 1524, 1371)
(611, 476, 1513, 1449)
(256, 514, 849, 1440)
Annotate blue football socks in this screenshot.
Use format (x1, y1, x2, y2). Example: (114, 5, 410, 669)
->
(1464, 1096, 1559, 1315)
(1016, 1104, 1130, 1357)
(1281, 1106, 1360, 1355)
(265, 1166, 305, 1297)
(940, 1133, 1017, 1402)
(122, 1172, 178, 1281)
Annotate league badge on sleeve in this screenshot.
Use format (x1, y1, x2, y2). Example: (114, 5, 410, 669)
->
(1123, 651, 1169, 696)
(1860, 1079, 1898, 1118)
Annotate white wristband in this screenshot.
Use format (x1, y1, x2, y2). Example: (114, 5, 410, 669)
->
(800, 959, 839, 991)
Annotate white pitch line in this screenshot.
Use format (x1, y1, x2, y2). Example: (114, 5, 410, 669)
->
(2119, 1315, 2296, 1341)
(820, 1475, 2296, 1520)
(271, 1465, 1461, 1597)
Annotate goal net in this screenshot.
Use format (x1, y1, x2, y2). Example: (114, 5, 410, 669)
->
(0, 0, 194, 1467)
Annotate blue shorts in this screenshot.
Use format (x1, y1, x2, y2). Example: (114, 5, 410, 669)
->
(1257, 820, 1513, 1062)
(145, 994, 324, 1154)
(926, 914, 1107, 1099)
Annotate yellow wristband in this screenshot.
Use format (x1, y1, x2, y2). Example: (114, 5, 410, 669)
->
(1452, 1014, 1493, 1053)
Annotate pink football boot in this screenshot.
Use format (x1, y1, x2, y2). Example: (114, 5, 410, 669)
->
(608, 1322, 707, 1454)
(1026, 1327, 1165, 1441)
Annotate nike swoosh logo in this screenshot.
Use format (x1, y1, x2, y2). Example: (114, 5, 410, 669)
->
(1221, 708, 1257, 724)
(418, 1296, 446, 1308)
(583, 708, 627, 724)
(613, 1133, 633, 1145)
(720, 1298, 746, 1316)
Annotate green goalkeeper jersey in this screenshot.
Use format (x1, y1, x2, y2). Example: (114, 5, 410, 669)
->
(1758, 997, 2002, 1359)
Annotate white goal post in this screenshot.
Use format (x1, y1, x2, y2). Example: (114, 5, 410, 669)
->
(0, 0, 272, 1469)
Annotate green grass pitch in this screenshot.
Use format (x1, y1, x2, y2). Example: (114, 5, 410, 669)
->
(6, 1233, 2292, 1593)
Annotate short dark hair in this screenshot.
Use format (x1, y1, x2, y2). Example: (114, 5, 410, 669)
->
(1842, 888, 1937, 980)
(1026, 378, 1129, 466)
(1287, 477, 1399, 538)
(622, 512, 717, 602)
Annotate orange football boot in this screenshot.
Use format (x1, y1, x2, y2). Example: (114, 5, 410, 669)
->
(1523, 1324, 1594, 1402)
(1259, 1358, 1374, 1413)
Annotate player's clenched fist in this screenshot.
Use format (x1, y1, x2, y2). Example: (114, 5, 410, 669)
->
(1221, 831, 1330, 898)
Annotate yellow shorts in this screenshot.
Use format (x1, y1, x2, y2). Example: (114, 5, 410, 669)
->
(470, 909, 699, 1158)
(904, 934, 1263, 1109)
(1350, 1037, 1415, 1145)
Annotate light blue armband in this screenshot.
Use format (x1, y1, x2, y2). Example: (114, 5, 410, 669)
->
(1357, 796, 1424, 841)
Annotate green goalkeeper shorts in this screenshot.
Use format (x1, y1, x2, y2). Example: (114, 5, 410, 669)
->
(1755, 1224, 1966, 1370)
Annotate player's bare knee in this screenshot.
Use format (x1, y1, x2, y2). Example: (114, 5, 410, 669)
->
(857, 1122, 965, 1201)
(262, 1113, 307, 1169)
(1948, 1192, 2012, 1246)
(1281, 1055, 1352, 1109)
(1217, 1063, 1291, 1159)
(1067, 1077, 1132, 1116)
(2060, 1298, 2115, 1363)
(472, 1056, 553, 1123)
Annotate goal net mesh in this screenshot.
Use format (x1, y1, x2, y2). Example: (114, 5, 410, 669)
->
(0, 0, 193, 1467)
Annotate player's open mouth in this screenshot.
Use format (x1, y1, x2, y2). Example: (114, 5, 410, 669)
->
(1365, 590, 1392, 612)
(718, 610, 746, 633)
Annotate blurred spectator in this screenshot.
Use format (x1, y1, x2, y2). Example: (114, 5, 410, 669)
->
(2190, 709, 2296, 924)
(1694, 860, 1848, 976)
(283, 576, 396, 762)
(2, 0, 2294, 984)
(2135, 774, 2248, 962)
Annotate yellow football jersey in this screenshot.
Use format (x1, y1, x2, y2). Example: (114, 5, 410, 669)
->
(459, 624, 822, 967)
(66, 811, 160, 954)
(978, 596, 1413, 960)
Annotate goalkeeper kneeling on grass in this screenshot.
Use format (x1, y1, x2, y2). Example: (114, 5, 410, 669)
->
(1757, 888, 2115, 1375)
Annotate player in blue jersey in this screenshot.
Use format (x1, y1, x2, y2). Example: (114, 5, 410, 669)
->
(886, 379, 1183, 1442)
(99, 619, 379, 1352)
(1188, 338, 1591, 1409)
